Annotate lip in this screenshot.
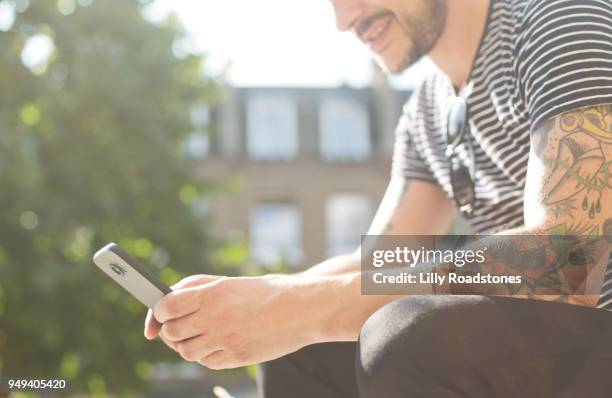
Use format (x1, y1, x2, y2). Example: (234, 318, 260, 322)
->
(361, 16, 393, 53)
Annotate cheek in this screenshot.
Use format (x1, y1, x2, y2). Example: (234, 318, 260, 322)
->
(387, 21, 408, 43)
(382, 23, 411, 56)
(331, 0, 365, 24)
(375, 23, 415, 73)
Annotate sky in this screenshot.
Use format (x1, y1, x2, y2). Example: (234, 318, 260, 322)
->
(143, 0, 433, 89)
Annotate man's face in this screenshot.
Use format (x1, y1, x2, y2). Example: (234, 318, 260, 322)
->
(331, 0, 447, 73)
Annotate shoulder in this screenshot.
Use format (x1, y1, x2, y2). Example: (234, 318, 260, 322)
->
(517, 0, 612, 40)
(513, 0, 612, 128)
(522, 0, 612, 20)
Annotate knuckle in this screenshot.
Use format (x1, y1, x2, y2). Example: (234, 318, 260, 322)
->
(209, 278, 230, 296)
(159, 334, 176, 350)
(165, 299, 179, 317)
(199, 352, 225, 370)
(173, 274, 203, 289)
(199, 357, 216, 369)
(161, 323, 181, 341)
(176, 342, 198, 362)
(155, 301, 174, 322)
(152, 307, 164, 322)
(194, 286, 207, 304)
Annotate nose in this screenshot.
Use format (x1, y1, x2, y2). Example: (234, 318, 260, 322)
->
(330, 0, 364, 32)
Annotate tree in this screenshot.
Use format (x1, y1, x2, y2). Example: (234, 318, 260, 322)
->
(0, 0, 234, 394)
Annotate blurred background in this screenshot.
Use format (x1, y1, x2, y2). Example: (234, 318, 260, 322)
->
(0, 0, 434, 396)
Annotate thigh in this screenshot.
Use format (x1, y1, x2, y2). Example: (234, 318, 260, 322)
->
(357, 296, 612, 398)
(257, 342, 359, 398)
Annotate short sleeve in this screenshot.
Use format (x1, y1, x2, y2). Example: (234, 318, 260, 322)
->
(391, 110, 436, 183)
(514, 0, 612, 129)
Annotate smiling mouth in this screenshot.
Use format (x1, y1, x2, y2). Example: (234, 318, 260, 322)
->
(367, 18, 391, 42)
(355, 11, 394, 52)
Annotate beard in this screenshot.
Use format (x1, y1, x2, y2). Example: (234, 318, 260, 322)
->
(393, 0, 448, 72)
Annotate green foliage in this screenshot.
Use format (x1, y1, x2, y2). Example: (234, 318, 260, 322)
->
(0, 0, 235, 394)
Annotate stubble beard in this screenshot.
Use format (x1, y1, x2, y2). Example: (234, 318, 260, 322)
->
(394, 0, 448, 73)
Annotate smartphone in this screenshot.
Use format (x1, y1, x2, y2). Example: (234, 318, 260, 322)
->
(93, 243, 171, 308)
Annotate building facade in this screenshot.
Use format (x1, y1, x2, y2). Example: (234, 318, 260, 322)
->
(196, 82, 411, 269)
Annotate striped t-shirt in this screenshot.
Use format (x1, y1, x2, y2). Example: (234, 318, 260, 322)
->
(392, 0, 612, 301)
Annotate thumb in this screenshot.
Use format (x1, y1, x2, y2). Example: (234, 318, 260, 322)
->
(171, 274, 225, 290)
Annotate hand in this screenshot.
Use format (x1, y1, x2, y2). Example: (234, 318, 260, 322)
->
(146, 274, 326, 369)
(144, 274, 225, 342)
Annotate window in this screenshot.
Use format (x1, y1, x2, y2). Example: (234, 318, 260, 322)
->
(190, 101, 210, 128)
(246, 94, 298, 160)
(326, 194, 373, 256)
(185, 132, 209, 158)
(185, 101, 211, 158)
(250, 203, 302, 266)
(319, 96, 370, 161)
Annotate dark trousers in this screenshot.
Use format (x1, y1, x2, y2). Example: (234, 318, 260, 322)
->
(257, 296, 612, 398)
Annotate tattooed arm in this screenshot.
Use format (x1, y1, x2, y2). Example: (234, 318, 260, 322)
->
(303, 178, 456, 276)
(449, 105, 612, 304)
(526, 105, 612, 235)
(525, 105, 612, 303)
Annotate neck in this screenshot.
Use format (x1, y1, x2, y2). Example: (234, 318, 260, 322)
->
(428, 0, 491, 88)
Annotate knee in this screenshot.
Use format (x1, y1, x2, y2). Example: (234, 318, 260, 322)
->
(257, 349, 312, 398)
(257, 356, 291, 398)
(258, 343, 357, 398)
(357, 296, 449, 376)
(356, 296, 493, 395)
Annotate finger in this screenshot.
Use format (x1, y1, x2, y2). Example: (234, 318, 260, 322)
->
(171, 274, 224, 290)
(199, 350, 234, 370)
(160, 311, 204, 342)
(153, 286, 202, 323)
(144, 309, 162, 340)
(159, 332, 178, 351)
(175, 334, 221, 362)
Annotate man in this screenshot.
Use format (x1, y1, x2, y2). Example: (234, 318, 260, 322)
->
(144, 0, 612, 396)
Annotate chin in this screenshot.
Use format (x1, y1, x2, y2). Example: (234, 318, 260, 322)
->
(376, 55, 409, 75)
(375, 45, 415, 75)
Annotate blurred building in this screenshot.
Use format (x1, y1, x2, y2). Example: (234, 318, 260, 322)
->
(193, 77, 411, 269)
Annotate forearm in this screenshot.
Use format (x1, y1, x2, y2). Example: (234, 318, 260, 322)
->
(287, 271, 401, 342)
(288, 226, 607, 346)
(301, 252, 360, 277)
(302, 179, 455, 278)
(442, 225, 610, 304)
(290, 265, 443, 343)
